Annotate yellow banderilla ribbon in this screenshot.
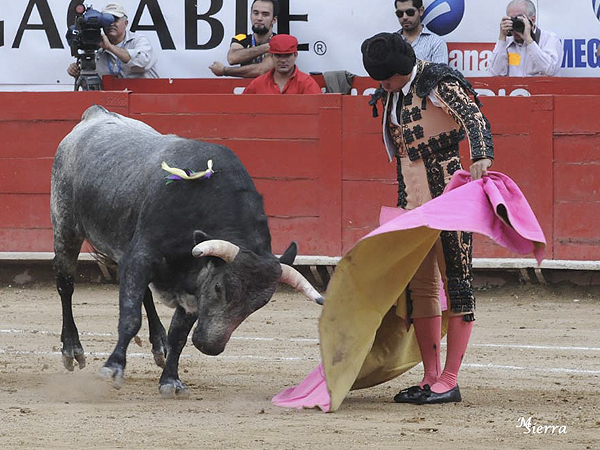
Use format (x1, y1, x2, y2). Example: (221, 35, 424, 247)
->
(161, 159, 214, 180)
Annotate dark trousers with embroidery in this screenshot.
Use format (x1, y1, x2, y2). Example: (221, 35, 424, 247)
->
(440, 230, 475, 319)
(397, 145, 476, 320)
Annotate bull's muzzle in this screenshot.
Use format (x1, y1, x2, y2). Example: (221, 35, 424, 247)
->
(191, 324, 226, 356)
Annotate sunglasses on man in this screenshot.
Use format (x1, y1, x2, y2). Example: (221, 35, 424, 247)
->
(395, 8, 417, 18)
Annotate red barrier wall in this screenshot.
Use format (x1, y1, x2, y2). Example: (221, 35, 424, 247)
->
(127, 93, 343, 256)
(103, 75, 600, 96)
(1, 81, 599, 261)
(0, 92, 129, 252)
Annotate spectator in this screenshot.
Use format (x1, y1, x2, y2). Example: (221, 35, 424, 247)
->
(243, 34, 320, 94)
(394, 0, 448, 64)
(209, 0, 278, 78)
(362, 32, 494, 405)
(67, 3, 159, 79)
(488, 0, 562, 76)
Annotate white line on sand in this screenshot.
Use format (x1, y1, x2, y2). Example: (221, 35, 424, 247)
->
(1, 348, 599, 374)
(0, 329, 600, 352)
(2, 328, 599, 351)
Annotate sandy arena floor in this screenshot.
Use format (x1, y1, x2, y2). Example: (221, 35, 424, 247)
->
(0, 282, 598, 449)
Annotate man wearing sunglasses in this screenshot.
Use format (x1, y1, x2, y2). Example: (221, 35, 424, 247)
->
(394, 0, 448, 64)
(362, 32, 494, 405)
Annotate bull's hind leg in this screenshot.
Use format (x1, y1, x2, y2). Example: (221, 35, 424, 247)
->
(53, 236, 86, 371)
(159, 306, 196, 398)
(143, 288, 168, 367)
(100, 252, 150, 387)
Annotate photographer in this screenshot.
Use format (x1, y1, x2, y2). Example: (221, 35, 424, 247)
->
(488, 0, 562, 77)
(67, 3, 158, 80)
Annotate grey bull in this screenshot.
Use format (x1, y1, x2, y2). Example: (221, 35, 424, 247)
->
(51, 105, 323, 397)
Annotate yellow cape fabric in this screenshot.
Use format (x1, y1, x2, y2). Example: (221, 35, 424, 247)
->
(318, 226, 449, 412)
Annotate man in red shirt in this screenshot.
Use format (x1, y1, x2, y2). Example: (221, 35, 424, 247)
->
(243, 34, 321, 94)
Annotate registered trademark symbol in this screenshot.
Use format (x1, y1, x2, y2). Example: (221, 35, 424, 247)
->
(314, 41, 327, 56)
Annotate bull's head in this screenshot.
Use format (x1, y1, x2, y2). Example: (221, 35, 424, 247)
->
(189, 233, 323, 356)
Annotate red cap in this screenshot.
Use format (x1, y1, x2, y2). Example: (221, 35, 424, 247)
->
(269, 34, 298, 54)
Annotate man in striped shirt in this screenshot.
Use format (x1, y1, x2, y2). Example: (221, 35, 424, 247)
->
(394, 0, 448, 64)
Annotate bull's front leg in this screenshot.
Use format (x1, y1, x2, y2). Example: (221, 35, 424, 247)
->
(100, 258, 150, 388)
(159, 306, 196, 398)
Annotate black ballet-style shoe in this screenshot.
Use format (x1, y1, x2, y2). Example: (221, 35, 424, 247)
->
(393, 384, 429, 404)
(417, 385, 462, 404)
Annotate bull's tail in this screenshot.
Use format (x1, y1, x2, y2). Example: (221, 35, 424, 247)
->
(88, 244, 118, 278)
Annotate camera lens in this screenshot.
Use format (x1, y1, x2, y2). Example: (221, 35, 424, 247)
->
(511, 17, 525, 33)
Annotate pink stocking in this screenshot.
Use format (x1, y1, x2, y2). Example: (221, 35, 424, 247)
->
(431, 316, 473, 393)
(413, 316, 441, 388)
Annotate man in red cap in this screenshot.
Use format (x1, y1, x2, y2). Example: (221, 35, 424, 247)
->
(243, 34, 321, 94)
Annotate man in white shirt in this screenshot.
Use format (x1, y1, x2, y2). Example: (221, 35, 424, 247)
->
(67, 3, 159, 80)
(488, 0, 562, 76)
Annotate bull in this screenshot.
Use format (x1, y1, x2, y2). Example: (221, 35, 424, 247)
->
(51, 105, 323, 397)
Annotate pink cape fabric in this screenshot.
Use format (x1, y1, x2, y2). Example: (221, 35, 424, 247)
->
(272, 171, 546, 412)
(271, 364, 331, 411)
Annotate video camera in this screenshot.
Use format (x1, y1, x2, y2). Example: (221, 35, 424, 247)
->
(66, 4, 114, 91)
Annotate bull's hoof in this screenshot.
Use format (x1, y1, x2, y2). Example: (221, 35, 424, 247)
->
(150, 328, 168, 368)
(159, 379, 190, 399)
(99, 365, 124, 389)
(61, 347, 86, 371)
(152, 348, 167, 368)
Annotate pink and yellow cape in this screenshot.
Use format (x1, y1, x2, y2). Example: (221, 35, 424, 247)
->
(272, 170, 546, 412)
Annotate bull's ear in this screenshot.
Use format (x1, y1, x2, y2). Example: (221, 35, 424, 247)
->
(193, 230, 213, 245)
(279, 241, 298, 266)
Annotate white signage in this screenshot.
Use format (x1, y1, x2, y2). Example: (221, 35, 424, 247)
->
(0, 0, 599, 90)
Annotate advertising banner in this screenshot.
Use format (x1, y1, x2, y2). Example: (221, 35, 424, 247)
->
(0, 0, 599, 90)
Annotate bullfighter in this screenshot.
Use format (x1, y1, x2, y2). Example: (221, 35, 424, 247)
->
(362, 32, 494, 404)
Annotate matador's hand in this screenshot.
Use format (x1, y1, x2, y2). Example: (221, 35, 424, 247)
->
(470, 158, 492, 180)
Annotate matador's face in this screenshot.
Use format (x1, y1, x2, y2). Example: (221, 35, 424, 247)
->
(381, 72, 412, 93)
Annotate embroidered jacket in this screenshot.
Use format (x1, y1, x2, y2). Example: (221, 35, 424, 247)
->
(382, 60, 494, 165)
(371, 61, 495, 318)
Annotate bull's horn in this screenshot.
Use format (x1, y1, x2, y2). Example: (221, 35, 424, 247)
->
(192, 240, 240, 263)
(280, 264, 325, 305)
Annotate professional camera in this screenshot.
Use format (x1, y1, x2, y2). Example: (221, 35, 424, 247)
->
(66, 3, 114, 91)
(510, 16, 526, 33)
